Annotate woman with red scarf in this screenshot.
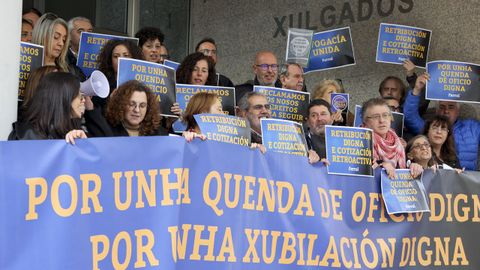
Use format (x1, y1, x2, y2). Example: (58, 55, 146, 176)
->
(362, 98, 423, 178)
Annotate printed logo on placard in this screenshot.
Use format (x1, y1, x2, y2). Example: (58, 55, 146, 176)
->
(289, 37, 310, 56)
(332, 95, 348, 111)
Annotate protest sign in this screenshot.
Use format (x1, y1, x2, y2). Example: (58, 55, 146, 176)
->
(330, 93, 349, 113)
(376, 23, 431, 67)
(18, 42, 44, 100)
(325, 125, 373, 177)
(304, 27, 355, 73)
(176, 84, 236, 115)
(426, 60, 480, 103)
(117, 58, 176, 116)
(285, 28, 314, 67)
(195, 113, 251, 146)
(254, 86, 310, 122)
(261, 118, 308, 156)
(77, 32, 139, 77)
(381, 169, 430, 214)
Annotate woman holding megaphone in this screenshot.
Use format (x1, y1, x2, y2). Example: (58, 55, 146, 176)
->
(9, 72, 87, 143)
(84, 80, 168, 137)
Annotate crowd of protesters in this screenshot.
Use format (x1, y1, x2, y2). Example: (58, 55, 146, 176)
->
(14, 9, 480, 173)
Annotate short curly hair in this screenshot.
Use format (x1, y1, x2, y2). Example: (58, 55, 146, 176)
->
(97, 39, 143, 85)
(176, 52, 216, 85)
(105, 80, 161, 136)
(135, 26, 165, 47)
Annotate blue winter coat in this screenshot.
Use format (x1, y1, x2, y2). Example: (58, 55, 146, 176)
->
(403, 90, 480, 170)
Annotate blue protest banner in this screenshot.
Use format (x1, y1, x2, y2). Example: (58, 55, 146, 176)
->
(325, 125, 373, 177)
(380, 169, 430, 214)
(18, 42, 44, 101)
(0, 138, 479, 269)
(76, 32, 139, 77)
(117, 58, 176, 116)
(426, 60, 480, 103)
(376, 23, 431, 68)
(176, 84, 236, 115)
(304, 27, 355, 73)
(164, 59, 180, 71)
(254, 86, 310, 122)
(261, 118, 308, 157)
(194, 113, 251, 146)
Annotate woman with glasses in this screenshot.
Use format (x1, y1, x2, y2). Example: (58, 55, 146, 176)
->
(405, 135, 436, 169)
(362, 98, 423, 178)
(85, 80, 167, 137)
(176, 52, 216, 86)
(422, 115, 461, 170)
(9, 72, 86, 142)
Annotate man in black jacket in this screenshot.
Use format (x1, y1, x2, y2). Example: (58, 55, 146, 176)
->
(235, 50, 282, 101)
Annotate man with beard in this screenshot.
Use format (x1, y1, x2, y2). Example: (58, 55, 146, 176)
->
(236, 92, 271, 144)
(304, 99, 334, 159)
(235, 50, 282, 101)
(279, 62, 306, 92)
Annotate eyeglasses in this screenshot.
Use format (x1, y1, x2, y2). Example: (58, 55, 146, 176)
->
(255, 64, 279, 71)
(251, 104, 270, 111)
(412, 142, 431, 150)
(431, 125, 449, 133)
(199, 49, 217, 56)
(128, 102, 147, 110)
(366, 112, 391, 121)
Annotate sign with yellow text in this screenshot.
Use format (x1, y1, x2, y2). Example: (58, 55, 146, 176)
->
(0, 137, 478, 269)
(376, 23, 431, 67)
(18, 42, 44, 101)
(325, 125, 374, 177)
(77, 32, 139, 77)
(117, 58, 176, 116)
(426, 60, 480, 103)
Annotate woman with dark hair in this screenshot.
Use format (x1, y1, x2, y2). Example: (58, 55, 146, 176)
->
(9, 72, 86, 142)
(405, 135, 436, 169)
(176, 52, 216, 85)
(135, 26, 164, 63)
(85, 80, 167, 137)
(19, 65, 59, 121)
(362, 98, 423, 178)
(422, 115, 461, 169)
(95, 39, 144, 111)
(181, 92, 222, 141)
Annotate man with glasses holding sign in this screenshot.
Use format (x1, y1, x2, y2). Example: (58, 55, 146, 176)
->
(235, 51, 283, 101)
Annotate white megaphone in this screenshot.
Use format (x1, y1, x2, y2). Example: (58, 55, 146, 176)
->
(80, 70, 109, 98)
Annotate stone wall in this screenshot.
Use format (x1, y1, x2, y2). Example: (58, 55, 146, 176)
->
(190, 0, 480, 114)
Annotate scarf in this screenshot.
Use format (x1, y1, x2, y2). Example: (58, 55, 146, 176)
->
(373, 129, 406, 169)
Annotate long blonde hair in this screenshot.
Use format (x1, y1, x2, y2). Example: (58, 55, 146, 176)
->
(312, 79, 344, 100)
(32, 13, 70, 72)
